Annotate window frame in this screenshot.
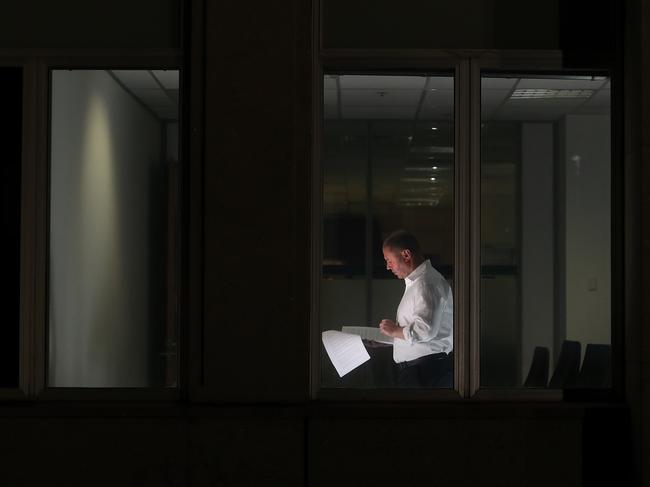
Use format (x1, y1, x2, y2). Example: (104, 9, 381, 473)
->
(16, 50, 185, 402)
(0, 58, 33, 401)
(311, 49, 623, 402)
(472, 55, 623, 402)
(312, 51, 470, 401)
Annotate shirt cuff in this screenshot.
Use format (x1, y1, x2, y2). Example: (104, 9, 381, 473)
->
(401, 324, 413, 344)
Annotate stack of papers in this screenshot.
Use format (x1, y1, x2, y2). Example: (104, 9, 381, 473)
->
(321, 326, 393, 377)
(341, 326, 393, 345)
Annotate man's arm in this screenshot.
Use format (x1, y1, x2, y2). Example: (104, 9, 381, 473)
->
(379, 319, 405, 339)
(400, 287, 446, 344)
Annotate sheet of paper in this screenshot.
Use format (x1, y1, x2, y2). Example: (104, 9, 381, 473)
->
(341, 325, 394, 345)
(321, 330, 370, 377)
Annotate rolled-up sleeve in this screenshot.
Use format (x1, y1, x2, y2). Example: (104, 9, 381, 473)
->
(401, 283, 445, 345)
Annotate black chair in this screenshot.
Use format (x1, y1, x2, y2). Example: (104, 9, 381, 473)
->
(576, 344, 611, 388)
(548, 340, 581, 389)
(523, 346, 550, 387)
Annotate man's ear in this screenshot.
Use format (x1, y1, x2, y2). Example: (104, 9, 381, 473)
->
(401, 249, 412, 261)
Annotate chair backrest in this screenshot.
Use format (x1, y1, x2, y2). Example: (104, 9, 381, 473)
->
(524, 346, 550, 388)
(549, 340, 581, 389)
(576, 344, 611, 388)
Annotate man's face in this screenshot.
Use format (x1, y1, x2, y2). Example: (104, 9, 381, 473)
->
(383, 246, 411, 279)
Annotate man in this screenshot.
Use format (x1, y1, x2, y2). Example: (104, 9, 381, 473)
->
(379, 230, 453, 387)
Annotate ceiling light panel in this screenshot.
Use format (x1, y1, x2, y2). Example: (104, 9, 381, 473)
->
(516, 78, 606, 90)
(510, 88, 594, 99)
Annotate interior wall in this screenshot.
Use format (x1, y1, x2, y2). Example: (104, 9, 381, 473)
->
(561, 115, 611, 348)
(521, 123, 555, 379)
(49, 70, 163, 387)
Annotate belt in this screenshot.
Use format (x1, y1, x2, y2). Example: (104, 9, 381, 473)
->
(396, 352, 450, 370)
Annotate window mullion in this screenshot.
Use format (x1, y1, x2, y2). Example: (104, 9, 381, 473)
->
(468, 58, 482, 397)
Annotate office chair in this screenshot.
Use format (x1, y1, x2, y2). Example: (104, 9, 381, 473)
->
(523, 346, 549, 387)
(548, 340, 581, 389)
(576, 344, 611, 388)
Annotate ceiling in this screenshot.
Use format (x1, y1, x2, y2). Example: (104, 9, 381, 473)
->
(323, 75, 611, 213)
(324, 75, 610, 121)
(110, 69, 179, 122)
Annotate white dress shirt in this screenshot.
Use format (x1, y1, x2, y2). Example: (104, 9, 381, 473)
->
(393, 260, 453, 363)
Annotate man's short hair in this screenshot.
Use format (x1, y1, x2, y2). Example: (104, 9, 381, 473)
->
(383, 230, 421, 254)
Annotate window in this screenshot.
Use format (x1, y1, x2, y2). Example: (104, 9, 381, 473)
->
(480, 74, 612, 389)
(320, 73, 455, 389)
(314, 56, 617, 398)
(48, 69, 180, 388)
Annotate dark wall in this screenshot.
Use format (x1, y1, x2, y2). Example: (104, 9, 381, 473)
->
(0, 0, 639, 485)
(321, 0, 559, 49)
(201, 0, 311, 402)
(0, 1, 180, 48)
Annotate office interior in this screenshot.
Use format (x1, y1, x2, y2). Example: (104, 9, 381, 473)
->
(0, 0, 646, 486)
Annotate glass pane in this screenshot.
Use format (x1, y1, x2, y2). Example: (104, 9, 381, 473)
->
(480, 74, 612, 389)
(48, 70, 180, 387)
(321, 74, 455, 388)
(0, 67, 22, 388)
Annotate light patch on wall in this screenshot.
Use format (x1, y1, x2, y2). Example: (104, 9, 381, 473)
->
(78, 86, 123, 380)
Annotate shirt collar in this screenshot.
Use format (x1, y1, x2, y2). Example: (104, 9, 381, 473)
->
(404, 259, 430, 285)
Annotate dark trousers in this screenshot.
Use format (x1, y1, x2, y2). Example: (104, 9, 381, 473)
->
(396, 352, 453, 388)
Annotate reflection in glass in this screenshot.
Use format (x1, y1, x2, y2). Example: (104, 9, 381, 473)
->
(0, 68, 22, 388)
(321, 74, 454, 388)
(480, 75, 611, 388)
(49, 70, 180, 387)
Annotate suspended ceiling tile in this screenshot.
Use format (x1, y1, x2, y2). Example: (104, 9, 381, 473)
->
(426, 76, 454, 90)
(150, 70, 179, 90)
(324, 75, 338, 90)
(582, 90, 611, 109)
(421, 89, 454, 106)
(339, 75, 426, 90)
(111, 70, 157, 90)
(481, 77, 518, 90)
(481, 89, 511, 108)
(341, 105, 417, 119)
(341, 89, 421, 107)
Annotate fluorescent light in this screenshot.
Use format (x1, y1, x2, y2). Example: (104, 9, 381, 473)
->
(404, 166, 438, 172)
(510, 89, 594, 99)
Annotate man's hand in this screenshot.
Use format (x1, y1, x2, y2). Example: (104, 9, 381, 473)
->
(379, 319, 404, 339)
